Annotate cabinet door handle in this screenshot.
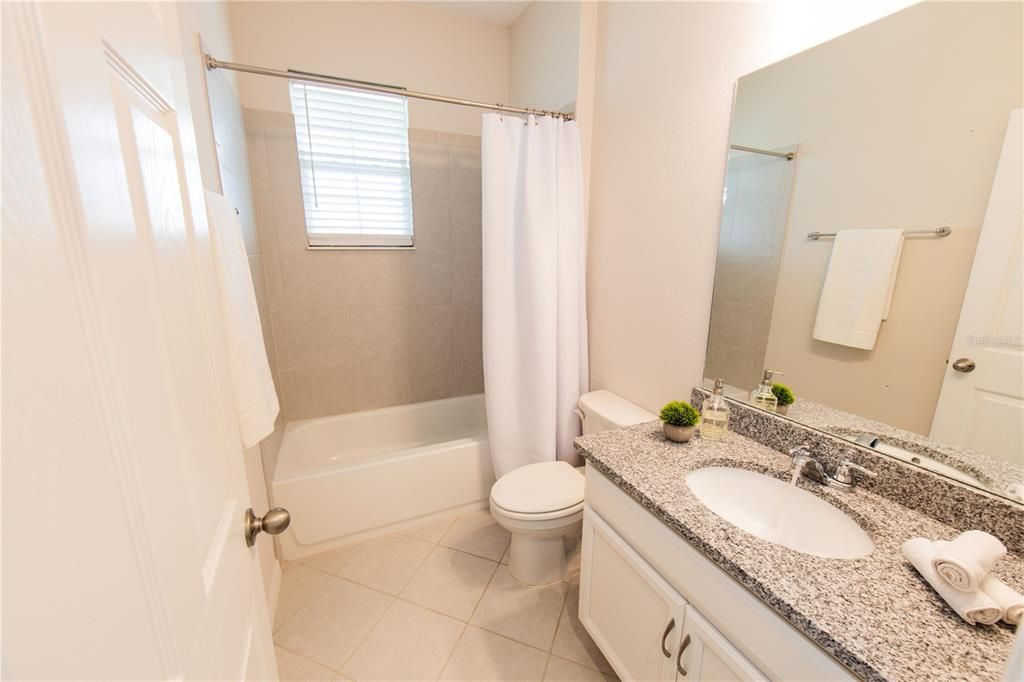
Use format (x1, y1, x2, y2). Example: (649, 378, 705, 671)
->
(660, 618, 675, 657)
(676, 634, 692, 676)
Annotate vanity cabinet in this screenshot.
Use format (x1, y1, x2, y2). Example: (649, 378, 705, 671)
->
(581, 510, 766, 681)
(579, 466, 855, 682)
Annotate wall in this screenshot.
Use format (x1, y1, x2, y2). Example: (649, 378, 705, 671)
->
(245, 111, 484, 420)
(227, 1, 508, 135)
(174, 0, 281, 605)
(585, 0, 919, 415)
(509, 1, 581, 112)
(728, 1, 1023, 435)
(705, 148, 796, 392)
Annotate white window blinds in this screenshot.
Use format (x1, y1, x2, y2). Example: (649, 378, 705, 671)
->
(289, 81, 414, 247)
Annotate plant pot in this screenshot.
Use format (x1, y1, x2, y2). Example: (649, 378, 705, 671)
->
(663, 423, 695, 443)
(776, 404, 790, 416)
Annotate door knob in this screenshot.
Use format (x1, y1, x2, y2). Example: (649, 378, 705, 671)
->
(952, 358, 976, 373)
(244, 507, 290, 547)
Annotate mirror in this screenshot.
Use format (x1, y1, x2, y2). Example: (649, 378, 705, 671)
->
(705, 1, 1023, 502)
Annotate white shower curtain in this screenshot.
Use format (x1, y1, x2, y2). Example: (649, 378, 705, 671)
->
(481, 113, 589, 479)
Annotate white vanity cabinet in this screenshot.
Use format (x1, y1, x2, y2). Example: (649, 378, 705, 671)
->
(581, 510, 766, 681)
(579, 466, 855, 682)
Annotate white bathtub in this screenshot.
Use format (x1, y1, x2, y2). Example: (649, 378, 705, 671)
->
(273, 394, 494, 559)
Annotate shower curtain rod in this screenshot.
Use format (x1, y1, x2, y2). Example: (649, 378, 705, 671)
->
(730, 144, 795, 161)
(205, 54, 575, 121)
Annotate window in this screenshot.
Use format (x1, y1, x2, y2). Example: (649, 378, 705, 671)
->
(289, 81, 414, 248)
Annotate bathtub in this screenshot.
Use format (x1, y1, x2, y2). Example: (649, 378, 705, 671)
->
(273, 394, 493, 559)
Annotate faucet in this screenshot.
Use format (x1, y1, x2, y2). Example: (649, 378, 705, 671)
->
(789, 444, 877, 491)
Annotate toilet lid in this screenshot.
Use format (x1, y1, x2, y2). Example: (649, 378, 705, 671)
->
(491, 461, 584, 514)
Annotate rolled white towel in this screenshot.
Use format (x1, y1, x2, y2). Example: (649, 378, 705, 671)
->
(981, 574, 1024, 625)
(931, 530, 1006, 592)
(902, 538, 1003, 625)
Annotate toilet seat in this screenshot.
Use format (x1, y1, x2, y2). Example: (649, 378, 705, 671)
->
(490, 461, 584, 517)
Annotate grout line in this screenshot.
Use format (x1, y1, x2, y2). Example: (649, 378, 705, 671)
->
(274, 641, 346, 676)
(437, 621, 470, 679)
(540, 653, 553, 681)
(336, 590, 399, 677)
(272, 563, 337, 634)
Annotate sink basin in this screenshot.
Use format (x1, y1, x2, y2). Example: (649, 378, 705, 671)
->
(686, 467, 874, 559)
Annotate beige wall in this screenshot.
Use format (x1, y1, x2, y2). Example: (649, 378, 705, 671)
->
(245, 111, 484, 421)
(585, 0, 918, 415)
(227, 1, 509, 135)
(174, 1, 281, 602)
(509, 1, 581, 112)
(732, 1, 1023, 434)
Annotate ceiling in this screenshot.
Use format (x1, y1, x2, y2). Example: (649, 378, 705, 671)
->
(413, 1, 531, 27)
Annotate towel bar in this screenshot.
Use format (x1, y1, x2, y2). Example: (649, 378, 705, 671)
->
(807, 226, 952, 240)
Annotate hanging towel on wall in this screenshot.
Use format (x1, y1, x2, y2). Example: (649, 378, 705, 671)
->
(812, 229, 904, 350)
(481, 114, 589, 478)
(205, 190, 280, 447)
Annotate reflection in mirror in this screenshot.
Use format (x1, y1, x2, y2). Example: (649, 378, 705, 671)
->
(705, 1, 1023, 502)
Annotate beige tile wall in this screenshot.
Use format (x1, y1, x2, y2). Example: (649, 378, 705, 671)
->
(245, 109, 484, 421)
(705, 149, 796, 392)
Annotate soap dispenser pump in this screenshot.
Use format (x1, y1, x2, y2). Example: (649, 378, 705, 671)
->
(750, 369, 784, 413)
(701, 378, 730, 440)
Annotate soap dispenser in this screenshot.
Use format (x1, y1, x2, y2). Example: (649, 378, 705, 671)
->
(701, 378, 730, 440)
(750, 369, 784, 413)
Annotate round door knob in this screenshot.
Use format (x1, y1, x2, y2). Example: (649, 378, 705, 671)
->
(244, 507, 291, 547)
(952, 358, 976, 373)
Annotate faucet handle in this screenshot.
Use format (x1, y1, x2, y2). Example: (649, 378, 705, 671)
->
(833, 460, 876, 485)
(789, 444, 811, 459)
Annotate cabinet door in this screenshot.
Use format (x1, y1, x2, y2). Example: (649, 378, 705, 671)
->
(580, 509, 686, 681)
(676, 606, 767, 682)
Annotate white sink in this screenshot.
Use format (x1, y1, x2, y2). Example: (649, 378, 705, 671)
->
(686, 467, 874, 560)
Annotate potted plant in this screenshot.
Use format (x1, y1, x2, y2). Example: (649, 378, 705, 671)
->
(772, 383, 795, 415)
(659, 400, 700, 443)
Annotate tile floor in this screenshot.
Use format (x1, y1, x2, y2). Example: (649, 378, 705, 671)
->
(273, 509, 618, 682)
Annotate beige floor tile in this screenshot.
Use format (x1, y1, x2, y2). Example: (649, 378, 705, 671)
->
(275, 562, 332, 631)
(274, 578, 393, 672)
(299, 542, 366, 576)
(403, 515, 456, 543)
(401, 545, 498, 620)
(275, 646, 342, 681)
(543, 655, 617, 681)
(551, 583, 614, 674)
(500, 545, 510, 565)
(338, 533, 434, 594)
(342, 600, 465, 681)
(441, 509, 511, 561)
(439, 626, 549, 681)
(470, 566, 569, 650)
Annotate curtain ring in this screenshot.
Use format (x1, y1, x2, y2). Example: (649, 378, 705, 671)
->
(496, 103, 503, 122)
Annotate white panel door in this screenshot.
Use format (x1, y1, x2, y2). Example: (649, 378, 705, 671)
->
(676, 606, 766, 682)
(931, 110, 1024, 471)
(579, 509, 686, 682)
(2, 2, 276, 679)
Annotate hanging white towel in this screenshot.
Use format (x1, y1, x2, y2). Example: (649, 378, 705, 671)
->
(812, 229, 904, 350)
(205, 190, 280, 448)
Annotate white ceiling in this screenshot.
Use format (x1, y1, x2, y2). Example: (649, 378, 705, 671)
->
(413, 1, 531, 27)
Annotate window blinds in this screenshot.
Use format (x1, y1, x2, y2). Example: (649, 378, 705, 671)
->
(289, 81, 414, 247)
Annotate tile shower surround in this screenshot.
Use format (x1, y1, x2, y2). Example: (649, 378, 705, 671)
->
(691, 388, 1024, 555)
(245, 110, 484, 421)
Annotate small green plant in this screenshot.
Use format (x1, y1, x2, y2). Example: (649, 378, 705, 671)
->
(659, 400, 700, 427)
(772, 383, 795, 406)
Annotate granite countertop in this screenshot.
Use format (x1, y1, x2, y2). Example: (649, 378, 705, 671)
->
(575, 422, 1024, 682)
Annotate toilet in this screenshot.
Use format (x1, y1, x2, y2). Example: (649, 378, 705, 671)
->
(490, 390, 656, 585)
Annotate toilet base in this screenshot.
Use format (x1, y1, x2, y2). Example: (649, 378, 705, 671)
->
(508, 533, 569, 585)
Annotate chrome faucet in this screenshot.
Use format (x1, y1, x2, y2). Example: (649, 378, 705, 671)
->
(789, 444, 877, 491)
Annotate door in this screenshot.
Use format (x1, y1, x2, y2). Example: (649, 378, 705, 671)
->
(2, 2, 276, 679)
(676, 607, 766, 682)
(931, 109, 1024, 469)
(579, 509, 686, 681)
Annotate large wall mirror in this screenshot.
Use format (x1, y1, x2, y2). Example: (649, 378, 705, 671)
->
(705, 1, 1023, 502)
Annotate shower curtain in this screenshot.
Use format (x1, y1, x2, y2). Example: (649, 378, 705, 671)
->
(481, 113, 589, 479)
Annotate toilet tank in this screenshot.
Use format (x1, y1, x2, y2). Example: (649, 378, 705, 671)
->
(577, 390, 657, 435)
